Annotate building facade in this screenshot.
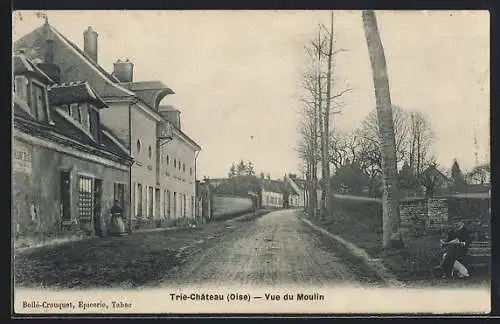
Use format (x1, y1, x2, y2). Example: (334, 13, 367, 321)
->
(14, 21, 201, 231)
(260, 180, 285, 208)
(13, 53, 133, 247)
(284, 174, 305, 208)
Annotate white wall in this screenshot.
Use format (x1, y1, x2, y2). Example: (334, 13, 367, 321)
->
(158, 129, 197, 220)
(130, 104, 159, 219)
(261, 189, 283, 207)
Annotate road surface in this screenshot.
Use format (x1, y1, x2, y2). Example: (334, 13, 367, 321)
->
(160, 209, 386, 287)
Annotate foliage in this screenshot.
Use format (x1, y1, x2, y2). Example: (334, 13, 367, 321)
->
(451, 159, 466, 190)
(214, 175, 262, 198)
(331, 162, 369, 194)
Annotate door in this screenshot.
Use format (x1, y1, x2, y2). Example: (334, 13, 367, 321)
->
(93, 179, 103, 236)
(173, 192, 177, 218)
(155, 188, 160, 219)
(60, 171, 71, 221)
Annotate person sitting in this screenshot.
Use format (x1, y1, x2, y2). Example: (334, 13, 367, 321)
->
(434, 220, 472, 278)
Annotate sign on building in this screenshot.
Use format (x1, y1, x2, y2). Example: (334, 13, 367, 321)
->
(13, 144, 32, 174)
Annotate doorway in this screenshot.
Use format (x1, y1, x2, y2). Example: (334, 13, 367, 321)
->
(93, 179, 103, 236)
(155, 188, 160, 219)
(60, 171, 71, 222)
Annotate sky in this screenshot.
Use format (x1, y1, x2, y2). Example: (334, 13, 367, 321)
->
(12, 10, 490, 179)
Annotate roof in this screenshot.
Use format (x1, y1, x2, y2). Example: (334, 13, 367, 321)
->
(158, 105, 180, 113)
(424, 165, 451, 181)
(119, 82, 175, 110)
(13, 53, 54, 84)
(50, 25, 121, 84)
(48, 81, 108, 109)
(13, 22, 135, 99)
(13, 94, 131, 163)
(293, 178, 306, 190)
(260, 179, 285, 193)
(13, 98, 35, 120)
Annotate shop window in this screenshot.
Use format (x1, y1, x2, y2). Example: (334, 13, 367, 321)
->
(78, 176, 93, 223)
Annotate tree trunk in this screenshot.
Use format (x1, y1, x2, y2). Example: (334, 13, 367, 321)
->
(323, 11, 334, 220)
(361, 10, 402, 249)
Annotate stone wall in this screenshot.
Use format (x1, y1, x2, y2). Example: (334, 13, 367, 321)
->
(400, 196, 491, 239)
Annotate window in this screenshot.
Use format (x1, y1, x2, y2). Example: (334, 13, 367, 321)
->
(173, 192, 177, 217)
(137, 183, 143, 217)
(190, 167, 193, 176)
(88, 108, 100, 141)
(78, 176, 93, 223)
(174, 159, 177, 168)
(166, 155, 169, 165)
(61, 104, 70, 115)
(191, 196, 194, 218)
(70, 103, 80, 122)
(30, 82, 47, 121)
(148, 146, 152, 159)
(14, 76, 28, 101)
(166, 190, 171, 218)
(148, 186, 154, 219)
(79, 103, 90, 130)
(183, 163, 186, 172)
(114, 183, 125, 208)
(183, 195, 187, 217)
(136, 140, 142, 154)
(163, 190, 167, 218)
(179, 161, 182, 170)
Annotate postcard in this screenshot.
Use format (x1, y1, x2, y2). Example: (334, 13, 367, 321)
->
(12, 10, 490, 315)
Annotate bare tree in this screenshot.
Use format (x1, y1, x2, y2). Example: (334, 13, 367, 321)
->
(357, 105, 410, 168)
(362, 10, 402, 249)
(408, 111, 435, 177)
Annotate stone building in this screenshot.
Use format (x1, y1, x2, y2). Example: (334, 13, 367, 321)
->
(14, 21, 201, 230)
(12, 53, 133, 247)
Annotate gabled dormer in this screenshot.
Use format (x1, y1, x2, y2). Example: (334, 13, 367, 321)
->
(48, 81, 108, 143)
(13, 51, 55, 124)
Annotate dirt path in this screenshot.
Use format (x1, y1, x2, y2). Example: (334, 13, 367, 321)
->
(160, 209, 386, 287)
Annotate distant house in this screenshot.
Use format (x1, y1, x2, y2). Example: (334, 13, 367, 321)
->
(260, 179, 285, 208)
(466, 163, 490, 185)
(421, 164, 453, 197)
(284, 175, 305, 208)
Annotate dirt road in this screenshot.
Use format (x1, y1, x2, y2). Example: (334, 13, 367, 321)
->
(161, 209, 386, 287)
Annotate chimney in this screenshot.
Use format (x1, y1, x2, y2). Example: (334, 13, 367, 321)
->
(83, 26, 98, 63)
(36, 39, 61, 83)
(158, 106, 181, 130)
(113, 59, 134, 82)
